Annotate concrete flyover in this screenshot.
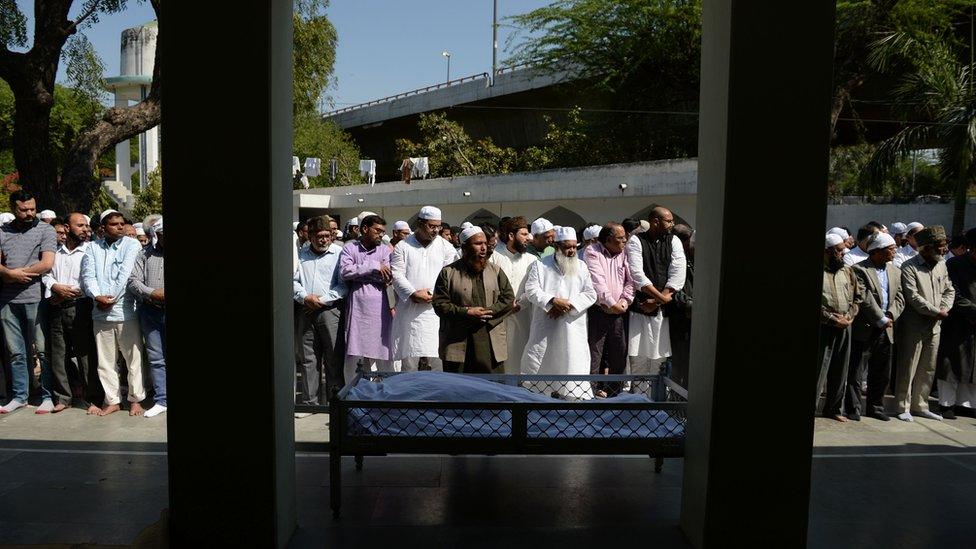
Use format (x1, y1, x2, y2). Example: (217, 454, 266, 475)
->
(294, 158, 699, 229)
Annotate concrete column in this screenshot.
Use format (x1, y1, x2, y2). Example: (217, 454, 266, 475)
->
(145, 125, 160, 175)
(679, 1, 836, 547)
(162, 1, 296, 547)
(114, 96, 132, 189)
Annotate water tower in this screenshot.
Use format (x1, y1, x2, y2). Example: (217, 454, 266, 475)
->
(103, 20, 159, 210)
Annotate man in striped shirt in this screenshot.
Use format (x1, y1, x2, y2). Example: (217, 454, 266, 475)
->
(129, 217, 166, 418)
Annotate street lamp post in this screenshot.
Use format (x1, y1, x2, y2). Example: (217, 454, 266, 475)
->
(442, 50, 451, 83)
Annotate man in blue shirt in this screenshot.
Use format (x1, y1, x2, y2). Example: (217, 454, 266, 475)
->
(0, 191, 56, 414)
(81, 209, 145, 416)
(294, 215, 347, 405)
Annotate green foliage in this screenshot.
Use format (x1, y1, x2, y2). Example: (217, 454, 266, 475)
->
(62, 33, 107, 113)
(131, 166, 162, 220)
(829, 143, 948, 199)
(293, 115, 362, 187)
(506, 0, 701, 162)
(88, 188, 118, 222)
(395, 113, 520, 178)
(0, 0, 27, 48)
(0, 80, 104, 177)
(294, 0, 338, 117)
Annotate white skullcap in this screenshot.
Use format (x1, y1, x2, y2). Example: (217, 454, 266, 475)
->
(346, 217, 360, 226)
(530, 218, 554, 235)
(827, 227, 849, 240)
(459, 226, 484, 243)
(336, 230, 343, 238)
(906, 221, 924, 232)
(39, 210, 55, 220)
(867, 233, 896, 252)
(293, 221, 300, 230)
(583, 225, 602, 241)
(825, 234, 844, 248)
(357, 211, 378, 224)
(637, 220, 650, 234)
(393, 220, 410, 231)
(135, 227, 146, 236)
(0, 213, 14, 224)
(460, 221, 474, 230)
(133, 222, 143, 230)
(381, 234, 391, 245)
(152, 218, 163, 233)
(890, 222, 908, 235)
(82, 214, 90, 225)
(555, 226, 577, 242)
(418, 206, 442, 220)
(100, 209, 119, 223)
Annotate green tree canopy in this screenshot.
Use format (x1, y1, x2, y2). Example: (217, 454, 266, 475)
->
(294, 0, 338, 117)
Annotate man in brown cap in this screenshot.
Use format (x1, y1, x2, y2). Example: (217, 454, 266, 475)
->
(895, 225, 954, 422)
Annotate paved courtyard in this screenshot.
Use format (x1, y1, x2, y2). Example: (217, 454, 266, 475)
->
(0, 408, 974, 547)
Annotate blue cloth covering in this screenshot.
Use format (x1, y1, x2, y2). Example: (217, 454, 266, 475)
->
(345, 372, 684, 439)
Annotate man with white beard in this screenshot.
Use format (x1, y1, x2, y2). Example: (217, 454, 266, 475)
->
(521, 226, 597, 398)
(493, 216, 538, 374)
(391, 206, 457, 372)
(627, 207, 687, 388)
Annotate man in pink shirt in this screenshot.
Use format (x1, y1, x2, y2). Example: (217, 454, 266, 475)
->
(583, 222, 634, 397)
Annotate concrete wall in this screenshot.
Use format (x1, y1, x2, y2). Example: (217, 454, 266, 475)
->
(825, 200, 976, 232)
(295, 159, 698, 228)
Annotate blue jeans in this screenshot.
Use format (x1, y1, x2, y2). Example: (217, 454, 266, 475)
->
(140, 305, 166, 407)
(1, 302, 50, 402)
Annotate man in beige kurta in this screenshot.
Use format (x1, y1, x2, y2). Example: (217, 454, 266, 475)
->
(895, 225, 954, 421)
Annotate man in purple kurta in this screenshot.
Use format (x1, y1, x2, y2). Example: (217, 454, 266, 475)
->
(340, 214, 393, 384)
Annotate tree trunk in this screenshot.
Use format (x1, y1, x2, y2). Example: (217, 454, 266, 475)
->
(952, 175, 969, 237)
(10, 85, 61, 208)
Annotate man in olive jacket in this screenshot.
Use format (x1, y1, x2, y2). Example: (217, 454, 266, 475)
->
(432, 227, 514, 373)
(849, 233, 904, 421)
(895, 225, 954, 422)
(820, 233, 861, 422)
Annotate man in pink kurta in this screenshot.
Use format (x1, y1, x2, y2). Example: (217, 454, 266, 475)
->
(583, 222, 635, 397)
(340, 214, 393, 384)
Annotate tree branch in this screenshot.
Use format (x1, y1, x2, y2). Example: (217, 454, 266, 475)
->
(66, 0, 105, 35)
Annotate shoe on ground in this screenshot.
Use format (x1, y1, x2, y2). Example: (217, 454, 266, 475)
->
(867, 410, 891, 421)
(942, 406, 957, 420)
(845, 411, 861, 421)
(912, 410, 943, 421)
(897, 412, 914, 422)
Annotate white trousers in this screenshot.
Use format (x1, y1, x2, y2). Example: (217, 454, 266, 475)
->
(94, 319, 145, 405)
(939, 371, 976, 409)
(398, 356, 444, 373)
(344, 355, 392, 387)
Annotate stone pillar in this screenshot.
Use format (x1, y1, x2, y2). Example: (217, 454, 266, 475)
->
(162, 1, 296, 546)
(114, 96, 132, 189)
(679, 1, 836, 547)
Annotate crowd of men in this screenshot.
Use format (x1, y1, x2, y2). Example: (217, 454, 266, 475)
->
(0, 191, 166, 418)
(292, 205, 694, 405)
(821, 221, 976, 422)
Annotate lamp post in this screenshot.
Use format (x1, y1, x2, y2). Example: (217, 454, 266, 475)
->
(442, 50, 451, 83)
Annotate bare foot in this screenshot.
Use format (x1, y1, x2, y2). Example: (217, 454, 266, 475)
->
(98, 404, 121, 416)
(830, 414, 849, 423)
(52, 403, 69, 413)
(129, 402, 145, 417)
(86, 405, 101, 415)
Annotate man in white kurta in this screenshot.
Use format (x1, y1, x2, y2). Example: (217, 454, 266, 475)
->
(627, 207, 687, 382)
(494, 216, 538, 374)
(391, 206, 457, 372)
(521, 227, 597, 398)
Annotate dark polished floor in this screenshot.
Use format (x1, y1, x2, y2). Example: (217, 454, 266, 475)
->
(1, 440, 975, 547)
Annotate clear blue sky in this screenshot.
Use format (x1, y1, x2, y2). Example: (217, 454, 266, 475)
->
(15, 0, 550, 106)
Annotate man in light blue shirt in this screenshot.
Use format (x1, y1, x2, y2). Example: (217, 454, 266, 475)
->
(294, 215, 348, 405)
(81, 210, 146, 417)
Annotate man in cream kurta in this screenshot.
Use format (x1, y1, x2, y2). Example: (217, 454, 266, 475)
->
(626, 208, 687, 379)
(494, 216, 538, 374)
(391, 206, 457, 372)
(521, 227, 597, 399)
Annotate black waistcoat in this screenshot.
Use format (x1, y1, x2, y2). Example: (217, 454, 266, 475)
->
(631, 232, 673, 316)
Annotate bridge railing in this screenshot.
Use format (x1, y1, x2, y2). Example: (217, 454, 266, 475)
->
(324, 72, 491, 117)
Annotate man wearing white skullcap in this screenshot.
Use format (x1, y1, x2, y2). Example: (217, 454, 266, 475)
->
(432, 224, 514, 373)
(521, 225, 597, 397)
(894, 222, 924, 267)
(581, 225, 601, 249)
(847, 232, 902, 421)
(626, 207, 686, 393)
(128, 216, 167, 417)
(344, 216, 361, 242)
(818, 231, 860, 422)
(391, 206, 456, 372)
(391, 220, 411, 247)
(827, 227, 854, 250)
(528, 218, 555, 258)
(38, 210, 56, 223)
(80, 207, 147, 416)
(135, 226, 149, 247)
(844, 225, 881, 267)
(493, 216, 538, 374)
(0, 212, 14, 225)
